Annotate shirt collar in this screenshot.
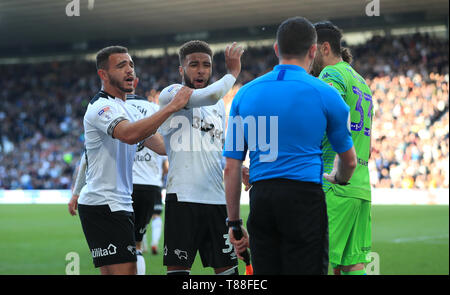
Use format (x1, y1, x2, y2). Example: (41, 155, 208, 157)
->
(100, 90, 116, 99)
(100, 90, 127, 103)
(274, 64, 307, 73)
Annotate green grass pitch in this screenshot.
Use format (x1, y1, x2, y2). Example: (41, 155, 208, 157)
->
(0, 204, 448, 275)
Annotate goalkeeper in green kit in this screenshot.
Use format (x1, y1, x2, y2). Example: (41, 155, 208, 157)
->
(311, 21, 373, 275)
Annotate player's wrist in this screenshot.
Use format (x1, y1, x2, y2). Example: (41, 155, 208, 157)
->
(334, 173, 350, 186)
(228, 70, 240, 79)
(226, 218, 243, 228)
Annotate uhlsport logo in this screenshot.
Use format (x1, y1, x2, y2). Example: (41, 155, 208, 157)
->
(91, 244, 117, 258)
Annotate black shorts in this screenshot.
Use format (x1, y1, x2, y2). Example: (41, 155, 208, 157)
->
(163, 194, 238, 269)
(78, 204, 137, 268)
(247, 178, 329, 275)
(132, 184, 160, 242)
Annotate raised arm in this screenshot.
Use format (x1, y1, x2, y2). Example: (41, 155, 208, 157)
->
(159, 42, 244, 109)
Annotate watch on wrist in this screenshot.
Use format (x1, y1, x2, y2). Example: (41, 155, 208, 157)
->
(334, 174, 350, 186)
(226, 218, 243, 228)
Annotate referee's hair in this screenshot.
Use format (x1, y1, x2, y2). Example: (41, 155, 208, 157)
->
(96, 45, 129, 70)
(276, 16, 317, 59)
(314, 21, 352, 63)
(178, 40, 213, 66)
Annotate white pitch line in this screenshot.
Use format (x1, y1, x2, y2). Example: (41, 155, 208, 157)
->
(392, 234, 449, 243)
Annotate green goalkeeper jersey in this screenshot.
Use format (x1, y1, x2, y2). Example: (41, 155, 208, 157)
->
(320, 61, 373, 201)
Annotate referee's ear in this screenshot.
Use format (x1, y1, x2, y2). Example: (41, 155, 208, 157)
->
(308, 43, 318, 60)
(273, 42, 280, 59)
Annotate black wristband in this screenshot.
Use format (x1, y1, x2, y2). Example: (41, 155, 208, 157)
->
(334, 174, 350, 186)
(226, 218, 243, 228)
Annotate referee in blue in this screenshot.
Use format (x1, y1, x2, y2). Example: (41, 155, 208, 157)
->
(223, 16, 357, 275)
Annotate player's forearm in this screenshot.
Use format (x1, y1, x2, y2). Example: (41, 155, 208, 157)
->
(114, 105, 176, 144)
(143, 133, 167, 155)
(72, 153, 87, 195)
(335, 146, 357, 183)
(186, 74, 236, 108)
(224, 158, 243, 221)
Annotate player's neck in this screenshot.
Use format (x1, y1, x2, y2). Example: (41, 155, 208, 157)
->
(102, 84, 127, 101)
(279, 58, 311, 72)
(328, 55, 343, 67)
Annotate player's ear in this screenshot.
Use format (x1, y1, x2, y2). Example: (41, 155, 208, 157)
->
(273, 42, 280, 58)
(133, 77, 139, 89)
(322, 42, 331, 56)
(309, 43, 317, 60)
(97, 69, 108, 83)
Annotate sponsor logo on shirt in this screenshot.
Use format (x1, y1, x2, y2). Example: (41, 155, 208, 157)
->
(98, 106, 113, 120)
(134, 152, 152, 162)
(98, 106, 110, 116)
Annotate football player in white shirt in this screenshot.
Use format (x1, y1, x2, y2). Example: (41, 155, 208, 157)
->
(68, 45, 192, 275)
(158, 40, 244, 275)
(69, 82, 167, 275)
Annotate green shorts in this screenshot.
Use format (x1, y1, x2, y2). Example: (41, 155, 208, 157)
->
(326, 188, 372, 268)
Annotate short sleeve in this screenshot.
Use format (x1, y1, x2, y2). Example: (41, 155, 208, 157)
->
(85, 100, 128, 137)
(319, 67, 347, 99)
(222, 91, 247, 161)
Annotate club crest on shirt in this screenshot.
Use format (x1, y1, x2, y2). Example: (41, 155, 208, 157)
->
(174, 249, 188, 260)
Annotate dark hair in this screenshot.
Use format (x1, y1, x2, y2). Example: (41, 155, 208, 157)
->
(314, 21, 350, 61)
(340, 47, 353, 64)
(96, 45, 128, 70)
(276, 16, 317, 59)
(178, 40, 213, 65)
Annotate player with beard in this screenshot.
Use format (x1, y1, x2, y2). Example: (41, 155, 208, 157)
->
(311, 21, 373, 275)
(158, 40, 244, 275)
(72, 46, 192, 275)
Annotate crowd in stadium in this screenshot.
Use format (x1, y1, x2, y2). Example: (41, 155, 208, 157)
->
(0, 32, 448, 190)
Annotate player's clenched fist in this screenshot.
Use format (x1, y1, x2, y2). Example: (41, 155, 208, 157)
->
(68, 195, 79, 216)
(167, 86, 193, 112)
(225, 42, 244, 79)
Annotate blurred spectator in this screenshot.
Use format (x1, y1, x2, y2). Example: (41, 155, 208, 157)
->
(0, 33, 448, 189)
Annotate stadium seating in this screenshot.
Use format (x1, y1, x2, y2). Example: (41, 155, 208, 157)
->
(0, 33, 448, 190)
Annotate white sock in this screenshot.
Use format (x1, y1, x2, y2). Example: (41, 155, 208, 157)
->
(136, 250, 146, 275)
(141, 233, 148, 252)
(151, 216, 162, 247)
